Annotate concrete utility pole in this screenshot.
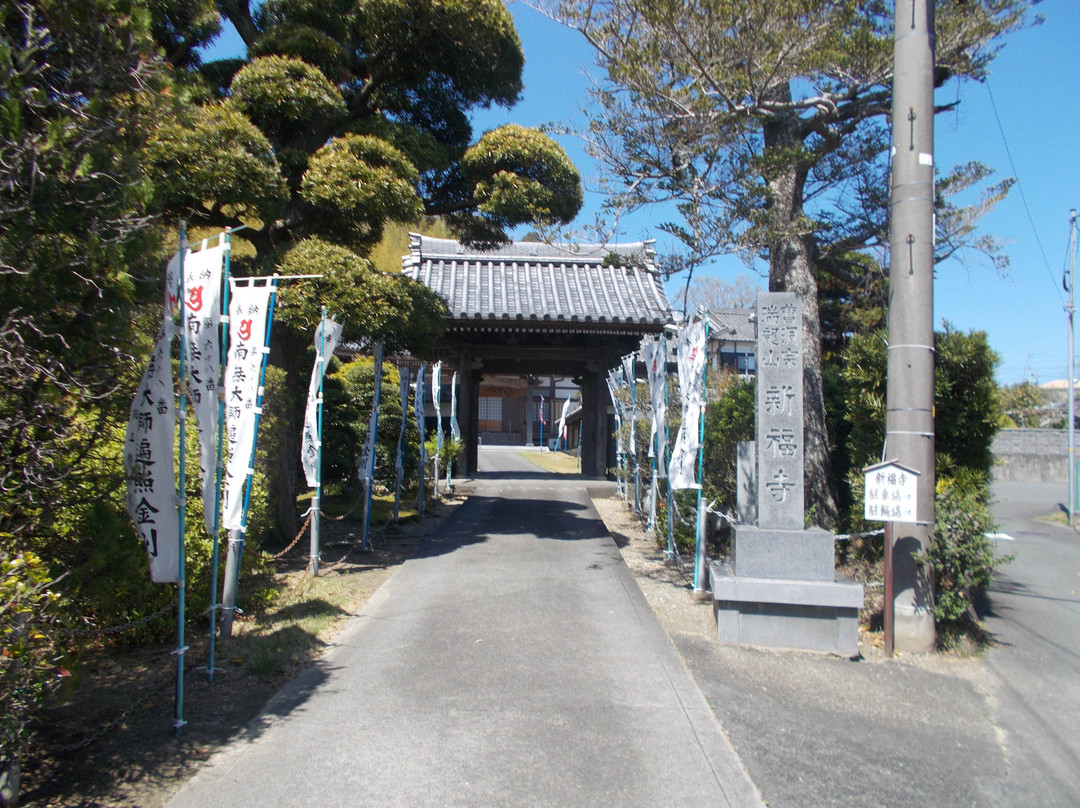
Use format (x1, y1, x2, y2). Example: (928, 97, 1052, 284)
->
(886, 0, 937, 652)
(1067, 210, 1076, 525)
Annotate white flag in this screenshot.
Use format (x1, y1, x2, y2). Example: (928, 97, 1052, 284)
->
(357, 342, 384, 482)
(415, 362, 426, 470)
(431, 362, 443, 452)
(222, 280, 274, 531)
(669, 317, 708, 490)
(125, 325, 180, 583)
(606, 372, 623, 449)
(181, 237, 226, 533)
(125, 249, 182, 582)
(643, 338, 668, 476)
(449, 372, 461, 442)
(622, 354, 636, 455)
(558, 396, 574, 441)
(301, 315, 343, 488)
(165, 249, 182, 321)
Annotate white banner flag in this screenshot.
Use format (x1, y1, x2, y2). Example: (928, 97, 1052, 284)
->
(606, 371, 623, 449)
(165, 249, 182, 321)
(622, 354, 636, 455)
(182, 237, 226, 533)
(557, 396, 574, 443)
(643, 338, 668, 476)
(301, 315, 343, 488)
(431, 361, 443, 450)
(125, 325, 180, 583)
(415, 362, 426, 465)
(357, 342, 384, 482)
(669, 317, 708, 490)
(449, 372, 461, 442)
(222, 280, 274, 531)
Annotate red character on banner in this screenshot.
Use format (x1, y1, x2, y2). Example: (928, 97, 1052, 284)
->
(239, 319, 253, 341)
(186, 285, 204, 311)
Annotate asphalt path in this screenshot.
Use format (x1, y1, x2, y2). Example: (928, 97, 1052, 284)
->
(166, 447, 763, 808)
(982, 481, 1080, 807)
(670, 480, 1080, 808)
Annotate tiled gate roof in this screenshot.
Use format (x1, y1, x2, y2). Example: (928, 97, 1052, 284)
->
(403, 235, 671, 327)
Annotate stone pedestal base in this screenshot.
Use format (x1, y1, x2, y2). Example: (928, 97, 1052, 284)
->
(710, 562, 864, 657)
(733, 525, 836, 581)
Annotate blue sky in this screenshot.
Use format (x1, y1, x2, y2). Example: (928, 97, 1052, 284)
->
(208, 0, 1078, 384)
(475, 0, 1080, 386)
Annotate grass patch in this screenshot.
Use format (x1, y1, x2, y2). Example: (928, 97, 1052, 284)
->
(936, 615, 995, 656)
(220, 569, 375, 679)
(1038, 509, 1074, 528)
(518, 449, 581, 475)
(304, 490, 421, 523)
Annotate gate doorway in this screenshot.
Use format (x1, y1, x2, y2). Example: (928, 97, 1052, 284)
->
(404, 235, 672, 476)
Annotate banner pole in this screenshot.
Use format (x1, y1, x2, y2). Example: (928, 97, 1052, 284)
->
(174, 221, 189, 735)
(539, 395, 544, 453)
(416, 363, 426, 516)
(693, 312, 710, 592)
(665, 333, 676, 559)
(647, 345, 658, 533)
(393, 365, 410, 522)
(309, 307, 326, 576)
(205, 230, 231, 681)
(432, 363, 442, 502)
(362, 341, 384, 550)
(446, 372, 455, 491)
(631, 365, 639, 514)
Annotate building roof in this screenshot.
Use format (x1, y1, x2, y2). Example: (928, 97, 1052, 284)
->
(403, 234, 671, 328)
(708, 308, 755, 342)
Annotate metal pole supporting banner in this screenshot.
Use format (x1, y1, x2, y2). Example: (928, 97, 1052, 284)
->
(174, 221, 188, 734)
(416, 362, 426, 516)
(205, 229, 232, 682)
(432, 362, 442, 501)
(448, 371, 459, 490)
(694, 313, 710, 592)
(665, 334, 676, 560)
(361, 341, 384, 551)
(394, 365, 410, 522)
(310, 308, 327, 576)
(630, 362, 640, 515)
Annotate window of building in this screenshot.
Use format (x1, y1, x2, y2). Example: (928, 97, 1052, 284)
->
(719, 350, 755, 374)
(478, 397, 502, 421)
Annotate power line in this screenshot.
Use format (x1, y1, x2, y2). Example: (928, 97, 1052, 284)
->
(984, 78, 1064, 306)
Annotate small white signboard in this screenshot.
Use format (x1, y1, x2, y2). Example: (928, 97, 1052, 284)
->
(863, 460, 919, 522)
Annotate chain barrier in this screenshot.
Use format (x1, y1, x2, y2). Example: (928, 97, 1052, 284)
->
(56, 601, 178, 639)
(319, 495, 367, 522)
(53, 492, 421, 638)
(265, 510, 313, 560)
(57, 506, 357, 638)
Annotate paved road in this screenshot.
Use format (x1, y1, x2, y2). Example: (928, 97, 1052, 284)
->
(166, 447, 763, 808)
(983, 481, 1080, 807)
(669, 480, 1080, 808)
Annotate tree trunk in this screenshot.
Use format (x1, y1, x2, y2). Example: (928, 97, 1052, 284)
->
(762, 98, 840, 530)
(266, 330, 306, 546)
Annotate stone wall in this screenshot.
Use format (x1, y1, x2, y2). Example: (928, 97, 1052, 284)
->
(992, 428, 1069, 482)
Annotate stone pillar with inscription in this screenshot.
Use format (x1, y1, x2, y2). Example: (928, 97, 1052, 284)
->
(710, 293, 863, 656)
